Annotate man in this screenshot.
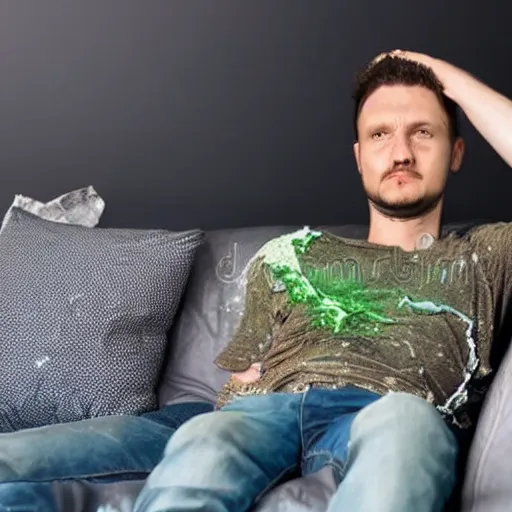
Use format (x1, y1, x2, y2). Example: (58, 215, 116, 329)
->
(133, 50, 512, 512)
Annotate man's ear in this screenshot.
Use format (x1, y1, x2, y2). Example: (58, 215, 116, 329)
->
(353, 141, 362, 175)
(450, 137, 465, 173)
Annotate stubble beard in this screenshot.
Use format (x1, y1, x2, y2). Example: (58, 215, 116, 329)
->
(364, 186, 444, 220)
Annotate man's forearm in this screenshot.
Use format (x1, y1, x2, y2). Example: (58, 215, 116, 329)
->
(430, 57, 512, 167)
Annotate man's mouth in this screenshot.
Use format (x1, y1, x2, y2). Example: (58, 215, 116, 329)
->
(384, 170, 421, 182)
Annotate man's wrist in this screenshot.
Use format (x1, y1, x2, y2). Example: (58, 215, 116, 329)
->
(430, 58, 471, 104)
(428, 57, 453, 96)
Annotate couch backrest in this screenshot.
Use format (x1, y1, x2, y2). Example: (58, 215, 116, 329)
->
(158, 221, 481, 406)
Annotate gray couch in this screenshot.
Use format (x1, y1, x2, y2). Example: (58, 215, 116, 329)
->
(50, 223, 512, 512)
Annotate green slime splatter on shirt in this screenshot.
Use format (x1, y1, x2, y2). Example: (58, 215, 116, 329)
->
(268, 262, 400, 335)
(265, 229, 409, 335)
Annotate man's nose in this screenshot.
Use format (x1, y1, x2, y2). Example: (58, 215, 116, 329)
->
(391, 134, 414, 165)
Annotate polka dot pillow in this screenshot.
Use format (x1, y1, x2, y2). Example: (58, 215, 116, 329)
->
(0, 207, 203, 432)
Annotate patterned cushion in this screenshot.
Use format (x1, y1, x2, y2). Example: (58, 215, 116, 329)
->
(0, 207, 203, 432)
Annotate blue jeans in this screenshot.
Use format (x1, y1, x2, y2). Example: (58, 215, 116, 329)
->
(134, 388, 459, 512)
(0, 402, 213, 511)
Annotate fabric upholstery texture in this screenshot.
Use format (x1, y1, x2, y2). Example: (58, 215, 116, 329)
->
(0, 207, 203, 432)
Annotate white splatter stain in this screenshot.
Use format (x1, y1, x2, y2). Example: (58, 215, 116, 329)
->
(398, 296, 479, 425)
(35, 356, 50, 368)
(246, 226, 320, 276)
(402, 340, 416, 358)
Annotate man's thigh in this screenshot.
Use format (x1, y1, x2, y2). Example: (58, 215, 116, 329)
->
(0, 402, 213, 483)
(300, 387, 382, 478)
(133, 393, 304, 512)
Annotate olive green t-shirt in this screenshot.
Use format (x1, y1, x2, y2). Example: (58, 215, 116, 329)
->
(215, 224, 512, 427)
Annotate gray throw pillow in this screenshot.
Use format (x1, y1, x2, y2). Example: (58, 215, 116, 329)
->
(0, 207, 203, 432)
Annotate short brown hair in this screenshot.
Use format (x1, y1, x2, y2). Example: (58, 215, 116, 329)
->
(353, 55, 459, 141)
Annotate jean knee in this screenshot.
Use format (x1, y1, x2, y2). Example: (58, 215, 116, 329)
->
(362, 392, 446, 426)
(164, 411, 246, 454)
(353, 393, 457, 452)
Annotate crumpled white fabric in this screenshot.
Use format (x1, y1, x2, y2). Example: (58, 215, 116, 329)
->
(1, 185, 105, 231)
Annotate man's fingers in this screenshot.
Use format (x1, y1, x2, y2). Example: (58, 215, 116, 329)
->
(232, 364, 262, 384)
(370, 49, 411, 68)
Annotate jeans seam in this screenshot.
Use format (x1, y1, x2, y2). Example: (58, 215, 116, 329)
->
(335, 416, 359, 483)
(0, 468, 152, 484)
(303, 449, 334, 459)
(337, 441, 352, 481)
(299, 388, 308, 454)
(253, 392, 304, 504)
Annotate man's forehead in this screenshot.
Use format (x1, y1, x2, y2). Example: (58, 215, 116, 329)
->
(360, 84, 446, 120)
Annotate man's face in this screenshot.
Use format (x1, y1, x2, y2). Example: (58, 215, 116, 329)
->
(353, 84, 464, 219)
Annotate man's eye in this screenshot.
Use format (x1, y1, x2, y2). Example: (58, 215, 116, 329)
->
(371, 132, 384, 140)
(417, 129, 432, 138)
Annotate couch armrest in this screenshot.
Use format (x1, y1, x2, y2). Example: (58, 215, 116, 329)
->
(462, 338, 512, 511)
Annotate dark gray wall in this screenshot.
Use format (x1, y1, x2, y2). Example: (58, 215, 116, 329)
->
(0, 1, 510, 230)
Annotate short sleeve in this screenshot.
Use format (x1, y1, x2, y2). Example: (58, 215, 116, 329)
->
(468, 222, 512, 339)
(214, 256, 283, 372)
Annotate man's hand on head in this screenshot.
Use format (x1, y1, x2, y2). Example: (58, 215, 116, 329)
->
(370, 49, 449, 89)
(371, 49, 434, 67)
(369, 48, 512, 168)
